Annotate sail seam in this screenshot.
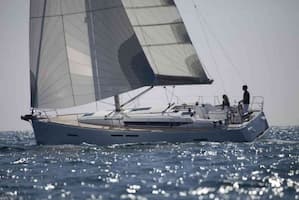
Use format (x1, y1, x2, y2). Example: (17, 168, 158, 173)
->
(125, 5, 174, 9)
(142, 42, 191, 47)
(30, 6, 121, 19)
(60, 0, 76, 106)
(132, 21, 183, 27)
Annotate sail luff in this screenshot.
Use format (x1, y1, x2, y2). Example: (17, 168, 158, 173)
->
(31, 0, 47, 108)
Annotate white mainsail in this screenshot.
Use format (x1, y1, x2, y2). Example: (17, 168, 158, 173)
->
(122, 0, 212, 85)
(29, 0, 212, 109)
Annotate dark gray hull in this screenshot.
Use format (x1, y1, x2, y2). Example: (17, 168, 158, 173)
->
(32, 112, 269, 145)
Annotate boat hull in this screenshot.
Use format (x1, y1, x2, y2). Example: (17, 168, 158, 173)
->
(32, 112, 269, 145)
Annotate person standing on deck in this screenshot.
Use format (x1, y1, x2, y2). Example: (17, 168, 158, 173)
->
(240, 85, 250, 114)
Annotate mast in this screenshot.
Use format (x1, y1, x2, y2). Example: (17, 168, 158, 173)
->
(29, 0, 212, 110)
(114, 95, 121, 112)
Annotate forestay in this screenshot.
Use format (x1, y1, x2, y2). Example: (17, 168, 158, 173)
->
(29, 0, 211, 109)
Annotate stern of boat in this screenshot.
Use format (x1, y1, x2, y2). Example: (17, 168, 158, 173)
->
(236, 111, 269, 142)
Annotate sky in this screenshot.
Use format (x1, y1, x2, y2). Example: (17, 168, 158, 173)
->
(0, 0, 299, 131)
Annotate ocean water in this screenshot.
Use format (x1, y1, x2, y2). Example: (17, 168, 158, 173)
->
(0, 127, 298, 200)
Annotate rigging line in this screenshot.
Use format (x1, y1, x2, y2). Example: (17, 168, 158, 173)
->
(164, 86, 170, 104)
(169, 86, 175, 103)
(126, 92, 132, 107)
(126, 92, 139, 108)
(120, 86, 154, 108)
(251, 14, 271, 86)
(122, 88, 148, 109)
(164, 86, 176, 104)
(192, 0, 227, 93)
(123, 93, 136, 108)
(165, 86, 183, 104)
(193, 2, 246, 84)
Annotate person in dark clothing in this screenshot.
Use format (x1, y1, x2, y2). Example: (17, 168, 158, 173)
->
(240, 85, 250, 114)
(222, 94, 230, 110)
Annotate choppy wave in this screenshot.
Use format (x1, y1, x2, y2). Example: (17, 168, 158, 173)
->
(0, 127, 298, 199)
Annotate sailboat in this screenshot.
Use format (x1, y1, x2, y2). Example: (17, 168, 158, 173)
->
(22, 0, 269, 145)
